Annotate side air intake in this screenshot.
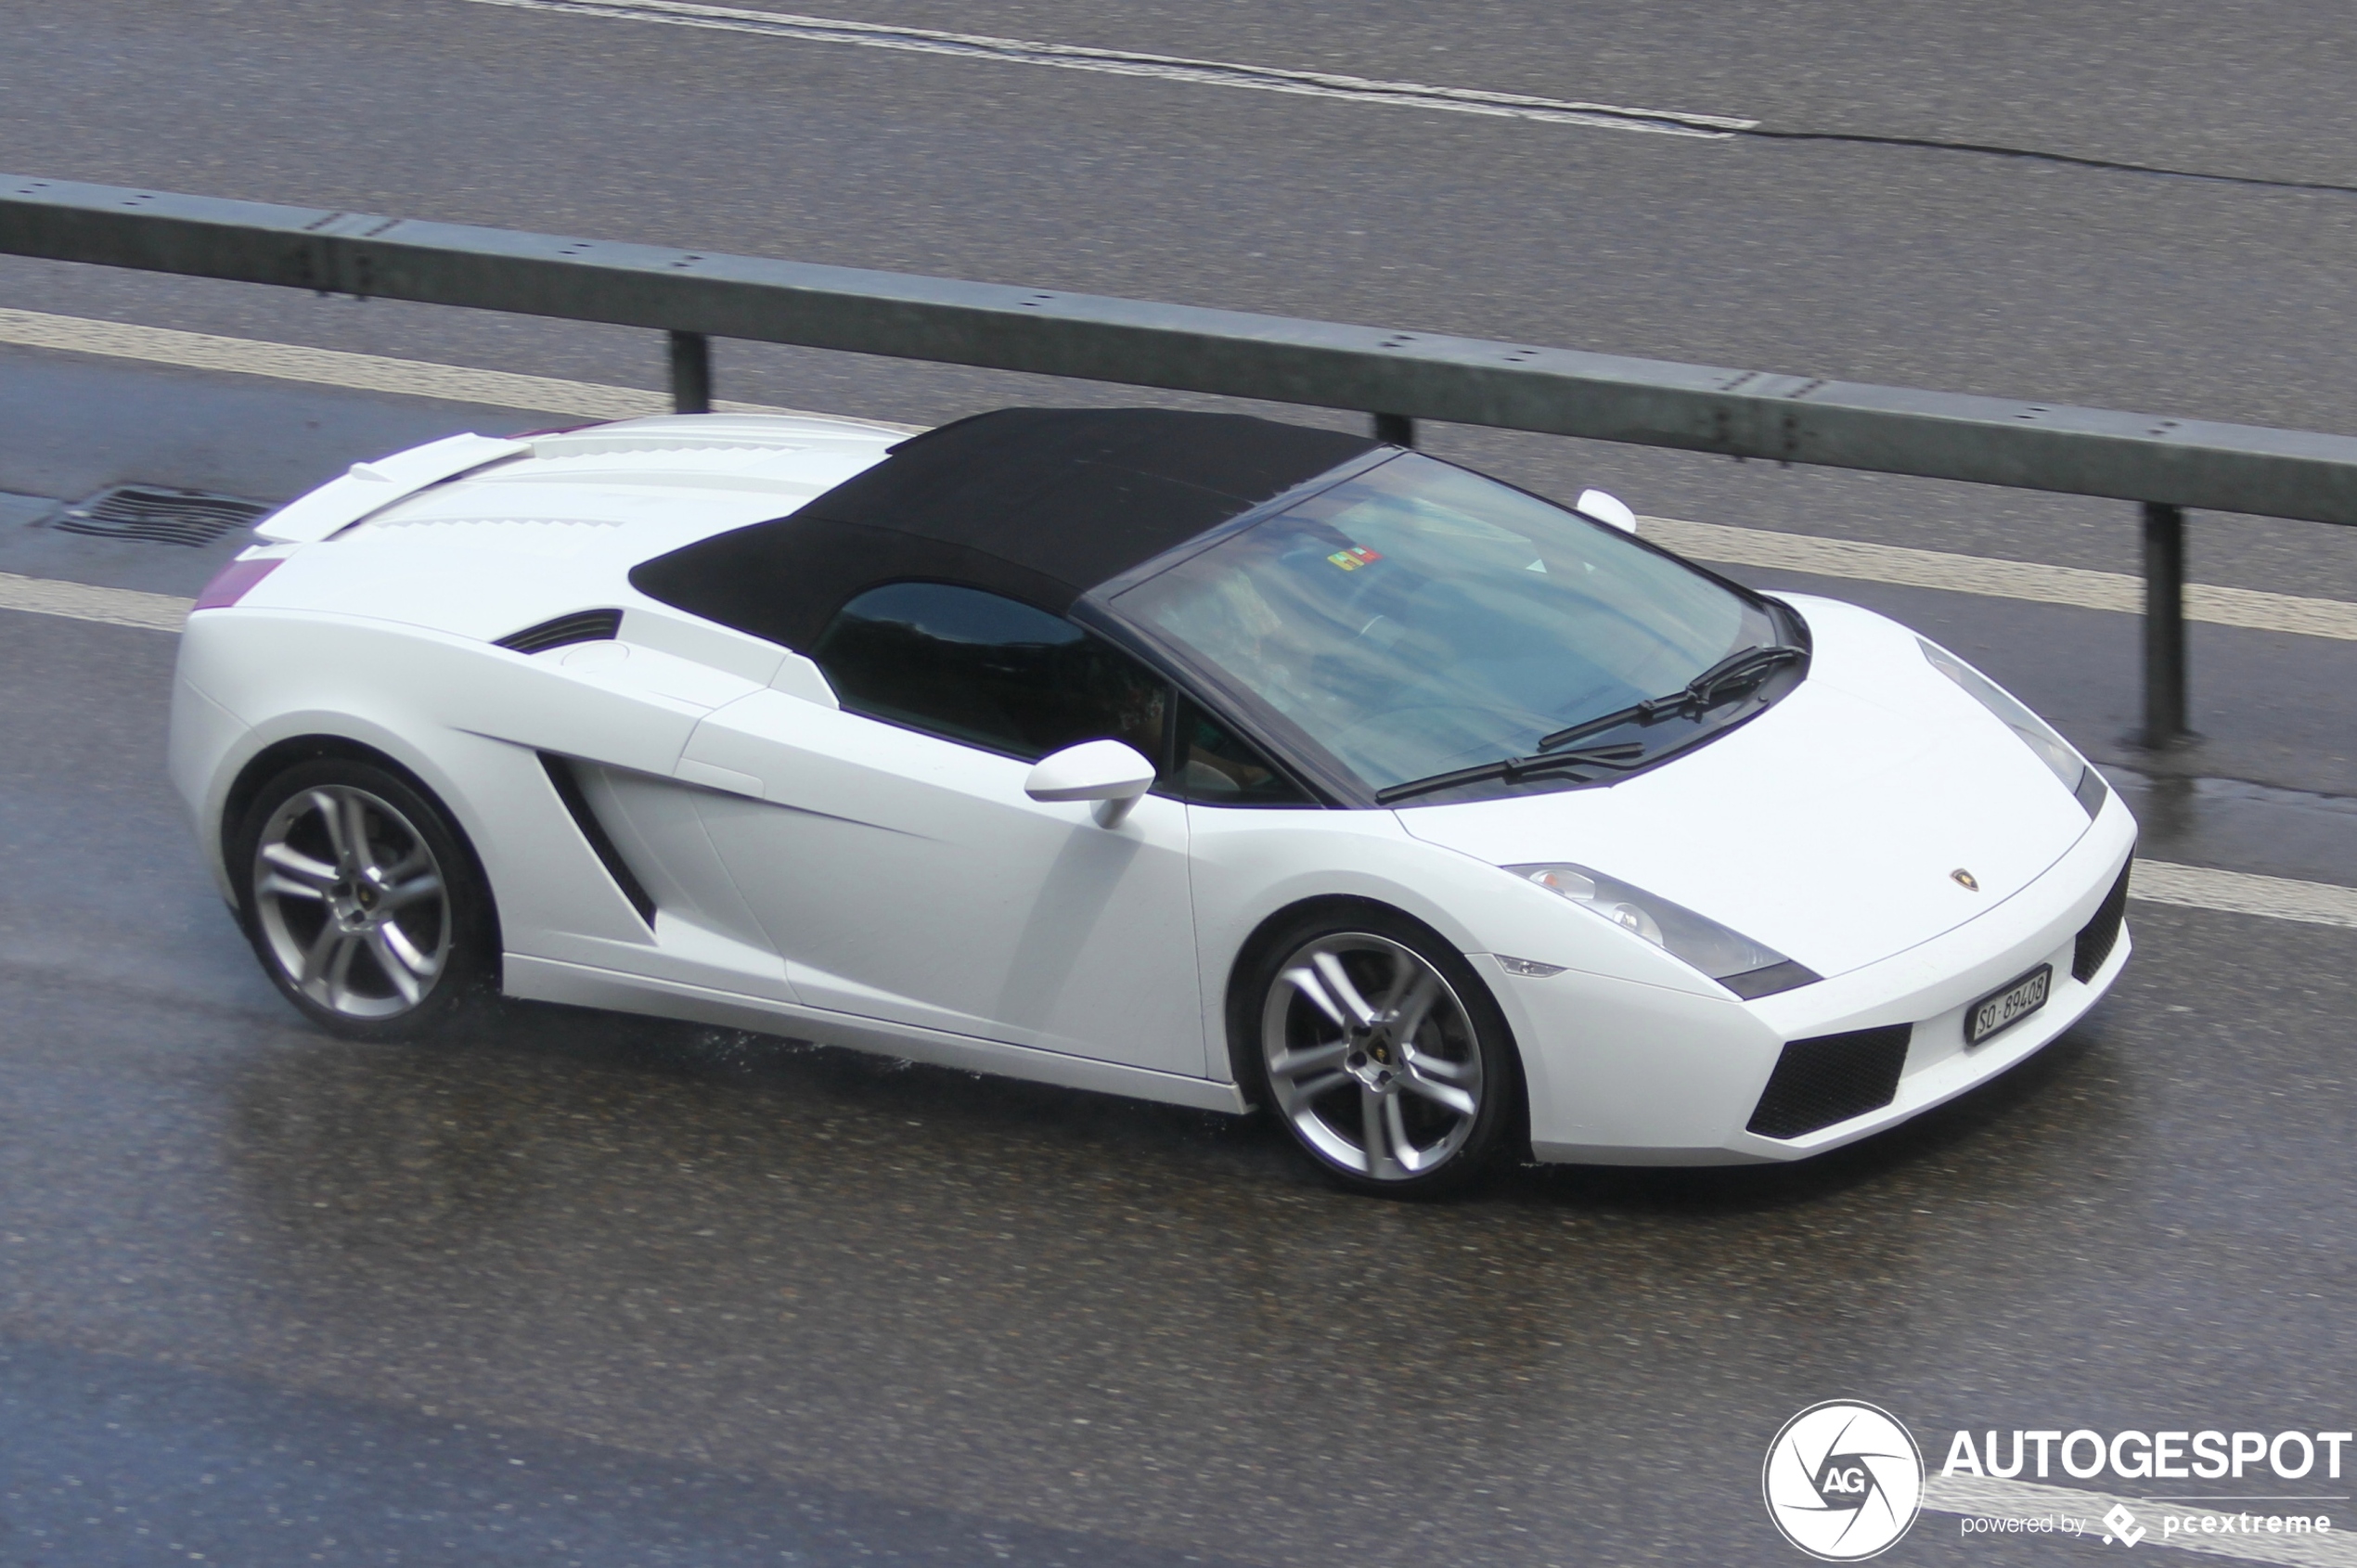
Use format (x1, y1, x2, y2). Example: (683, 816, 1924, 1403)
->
(1746, 1024, 1913, 1139)
(496, 608, 623, 654)
(538, 753, 655, 925)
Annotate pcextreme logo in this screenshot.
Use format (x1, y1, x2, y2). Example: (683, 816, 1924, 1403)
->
(1762, 1400, 1926, 1561)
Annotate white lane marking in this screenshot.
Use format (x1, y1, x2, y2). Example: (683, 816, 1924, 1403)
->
(452, 0, 1753, 137)
(1641, 515, 2357, 643)
(3, 309, 2353, 643)
(2133, 859, 2357, 930)
(0, 307, 921, 430)
(0, 572, 190, 631)
(1925, 1473, 2357, 1565)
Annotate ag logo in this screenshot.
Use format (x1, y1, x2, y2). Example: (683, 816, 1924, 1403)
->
(1762, 1400, 1925, 1561)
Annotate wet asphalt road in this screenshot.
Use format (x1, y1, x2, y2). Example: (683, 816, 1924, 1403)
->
(5, 2, 2357, 1562)
(0, 368, 2351, 1568)
(2, 583, 2352, 1568)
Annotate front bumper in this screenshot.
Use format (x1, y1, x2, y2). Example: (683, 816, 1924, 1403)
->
(1504, 793, 2138, 1165)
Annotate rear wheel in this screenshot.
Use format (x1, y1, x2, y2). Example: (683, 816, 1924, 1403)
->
(1241, 907, 1523, 1198)
(230, 758, 494, 1040)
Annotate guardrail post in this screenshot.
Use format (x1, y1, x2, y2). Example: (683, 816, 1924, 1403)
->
(669, 330, 712, 415)
(1372, 413, 1415, 447)
(2142, 501, 2188, 747)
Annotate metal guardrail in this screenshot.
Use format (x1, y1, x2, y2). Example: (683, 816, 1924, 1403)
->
(7, 172, 2356, 744)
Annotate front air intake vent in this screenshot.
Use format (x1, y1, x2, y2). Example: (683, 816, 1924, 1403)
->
(2072, 858, 2132, 983)
(496, 609, 623, 654)
(1746, 1024, 1913, 1139)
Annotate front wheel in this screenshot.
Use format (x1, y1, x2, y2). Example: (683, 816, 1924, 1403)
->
(1242, 908, 1524, 1198)
(229, 758, 496, 1041)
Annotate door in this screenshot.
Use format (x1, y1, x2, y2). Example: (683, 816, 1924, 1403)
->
(678, 583, 1207, 1076)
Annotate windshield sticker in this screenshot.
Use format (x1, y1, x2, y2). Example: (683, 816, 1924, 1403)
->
(1327, 546, 1384, 572)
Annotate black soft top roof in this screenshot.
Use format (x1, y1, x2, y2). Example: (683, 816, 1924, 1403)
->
(628, 407, 1378, 650)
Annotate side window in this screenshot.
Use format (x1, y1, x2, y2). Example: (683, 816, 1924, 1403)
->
(1169, 696, 1308, 805)
(812, 583, 1168, 763)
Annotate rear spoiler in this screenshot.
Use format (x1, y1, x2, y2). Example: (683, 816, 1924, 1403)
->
(255, 431, 529, 543)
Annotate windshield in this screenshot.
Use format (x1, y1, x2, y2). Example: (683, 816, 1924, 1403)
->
(1109, 453, 1778, 798)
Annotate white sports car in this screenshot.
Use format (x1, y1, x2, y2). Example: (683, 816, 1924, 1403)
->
(171, 407, 2134, 1195)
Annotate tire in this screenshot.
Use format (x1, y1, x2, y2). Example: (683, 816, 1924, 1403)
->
(1235, 905, 1524, 1198)
(228, 757, 496, 1041)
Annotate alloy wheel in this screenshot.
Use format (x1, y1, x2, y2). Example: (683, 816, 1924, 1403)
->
(1261, 932, 1485, 1181)
(251, 785, 451, 1020)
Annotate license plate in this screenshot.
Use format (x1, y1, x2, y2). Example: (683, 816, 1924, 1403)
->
(1966, 963, 2052, 1047)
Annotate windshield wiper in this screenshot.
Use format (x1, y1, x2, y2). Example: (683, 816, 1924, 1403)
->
(1374, 741, 1649, 805)
(1372, 644, 1807, 806)
(1534, 643, 1807, 754)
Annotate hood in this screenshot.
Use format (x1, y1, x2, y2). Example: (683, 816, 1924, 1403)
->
(1394, 596, 2093, 979)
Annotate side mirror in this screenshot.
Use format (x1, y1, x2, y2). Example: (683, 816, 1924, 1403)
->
(1576, 488, 1639, 533)
(1024, 739, 1157, 828)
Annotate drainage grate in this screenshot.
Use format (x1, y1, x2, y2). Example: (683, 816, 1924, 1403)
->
(51, 485, 274, 546)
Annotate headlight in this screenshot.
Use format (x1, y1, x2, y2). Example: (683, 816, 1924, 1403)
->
(1504, 863, 1820, 998)
(1917, 638, 2106, 816)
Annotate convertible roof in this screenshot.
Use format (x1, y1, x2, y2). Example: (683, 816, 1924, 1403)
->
(628, 407, 1378, 649)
